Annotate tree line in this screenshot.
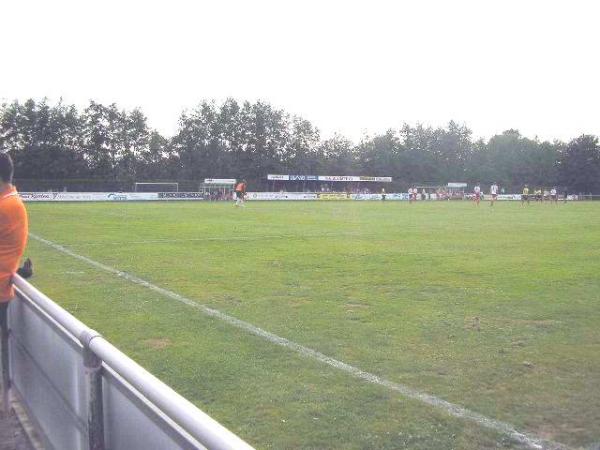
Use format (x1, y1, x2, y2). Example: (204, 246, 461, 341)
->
(1, 98, 599, 193)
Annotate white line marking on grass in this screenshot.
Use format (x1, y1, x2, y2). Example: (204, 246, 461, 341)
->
(29, 232, 565, 450)
(67, 233, 364, 247)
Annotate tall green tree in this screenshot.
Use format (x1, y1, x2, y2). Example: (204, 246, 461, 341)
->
(2, 97, 599, 193)
(558, 135, 600, 193)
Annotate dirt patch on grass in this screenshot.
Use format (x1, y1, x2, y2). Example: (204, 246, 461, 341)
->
(469, 317, 562, 331)
(221, 295, 242, 306)
(345, 303, 369, 309)
(535, 422, 588, 442)
(144, 338, 172, 350)
(509, 318, 562, 328)
(289, 298, 311, 308)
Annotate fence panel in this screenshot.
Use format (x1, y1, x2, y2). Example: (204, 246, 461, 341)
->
(9, 296, 87, 450)
(2, 277, 253, 450)
(102, 368, 204, 450)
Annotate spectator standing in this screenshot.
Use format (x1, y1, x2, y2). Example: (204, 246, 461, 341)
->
(0, 153, 30, 401)
(0, 153, 29, 307)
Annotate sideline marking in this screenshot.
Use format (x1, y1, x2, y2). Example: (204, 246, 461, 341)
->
(30, 232, 564, 450)
(66, 232, 363, 247)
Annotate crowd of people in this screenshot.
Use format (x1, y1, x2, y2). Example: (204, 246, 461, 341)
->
(465, 183, 566, 206)
(518, 185, 566, 205)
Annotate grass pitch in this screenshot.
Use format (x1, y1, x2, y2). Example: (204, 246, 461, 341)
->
(23, 201, 600, 449)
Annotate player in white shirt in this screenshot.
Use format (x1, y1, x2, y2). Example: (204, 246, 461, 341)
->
(550, 187, 558, 204)
(473, 184, 482, 206)
(490, 182, 498, 206)
(408, 187, 415, 204)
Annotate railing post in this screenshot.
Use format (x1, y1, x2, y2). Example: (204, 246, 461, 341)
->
(1, 302, 10, 415)
(81, 330, 105, 450)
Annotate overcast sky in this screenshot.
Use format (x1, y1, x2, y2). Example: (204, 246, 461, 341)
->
(1, 0, 598, 142)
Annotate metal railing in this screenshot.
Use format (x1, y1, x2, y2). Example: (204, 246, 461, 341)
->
(1, 275, 254, 450)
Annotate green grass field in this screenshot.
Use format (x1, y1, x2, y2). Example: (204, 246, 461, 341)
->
(22, 201, 600, 449)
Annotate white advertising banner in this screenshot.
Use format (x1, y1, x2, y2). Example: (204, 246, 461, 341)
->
(204, 178, 236, 184)
(387, 193, 409, 200)
(19, 192, 204, 202)
(496, 194, 521, 201)
(358, 176, 393, 182)
(22, 191, 556, 202)
(318, 176, 358, 182)
(288, 175, 318, 181)
(351, 194, 384, 200)
(269, 174, 392, 182)
(318, 175, 392, 182)
(249, 192, 408, 201)
(247, 192, 318, 201)
(350, 193, 408, 200)
(19, 192, 146, 202)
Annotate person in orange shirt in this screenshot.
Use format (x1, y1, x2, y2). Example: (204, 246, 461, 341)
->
(234, 179, 247, 207)
(0, 153, 31, 323)
(1, 153, 33, 407)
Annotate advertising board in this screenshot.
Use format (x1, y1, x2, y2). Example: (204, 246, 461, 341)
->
(318, 175, 392, 182)
(22, 191, 560, 202)
(358, 176, 392, 182)
(318, 176, 357, 182)
(247, 192, 318, 200)
(387, 193, 409, 200)
(158, 192, 204, 199)
(288, 175, 318, 181)
(19, 192, 204, 202)
(19, 192, 137, 202)
(496, 194, 521, 201)
(204, 179, 236, 184)
(268, 174, 392, 182)
(351, 194, 384, 200)
(317, 192, 352, 200)
(19, 192, 61, 201)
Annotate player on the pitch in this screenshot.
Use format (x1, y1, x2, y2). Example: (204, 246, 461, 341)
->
(473, 183, 482, 206)
(234, 179, 247, 207)
(521, 184, 530, 206)
(489, 182, 499, 206)
(550, 186, 558, 204)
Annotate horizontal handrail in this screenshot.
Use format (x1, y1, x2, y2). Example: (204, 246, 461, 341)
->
(13, 275, 254, 450)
